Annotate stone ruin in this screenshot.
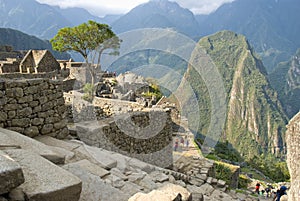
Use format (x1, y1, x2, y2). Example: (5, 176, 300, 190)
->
(0, 77, 266, 201)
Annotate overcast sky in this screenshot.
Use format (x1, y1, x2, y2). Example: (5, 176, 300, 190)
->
(36, 0, 235, 17)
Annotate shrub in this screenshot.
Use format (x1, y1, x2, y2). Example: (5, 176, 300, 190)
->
(238, 174, 251, 189)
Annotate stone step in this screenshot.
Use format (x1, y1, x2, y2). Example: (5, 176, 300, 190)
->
(0, 128, 65, 164)
(4, 149, 82, 201)
(63, 162, 131, 201)
(0, 150, 24, 195)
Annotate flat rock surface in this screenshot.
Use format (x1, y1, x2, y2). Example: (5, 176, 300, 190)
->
(0, 128, 64, 164)
(4, 149, 82, 201)
(129, 183, 191, 201)
(84, 145, 117, 170)
(65, 159, 110, 178)
(34, 135, 80, 151)
(0, 150, 24, 194)
(63, 163, 130, 201)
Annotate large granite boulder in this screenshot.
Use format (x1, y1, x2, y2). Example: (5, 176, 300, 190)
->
(0, 151, 24, 195)
(4, 149, 82, 201)
(0, 128, 65, 164)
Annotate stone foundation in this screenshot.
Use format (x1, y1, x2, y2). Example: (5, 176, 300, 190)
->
(0, 78, 69, 139)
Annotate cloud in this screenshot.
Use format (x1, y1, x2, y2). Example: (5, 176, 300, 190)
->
(36, 0, 235, 16)
(170, 0, 235, 14)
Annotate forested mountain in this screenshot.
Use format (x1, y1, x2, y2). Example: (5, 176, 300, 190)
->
(196, 0, 300, 72)
(269, 49, 300, 119)
(0, 28, 70, 59)
(183, 31, 288, 158)
(0, 0, 112, 39)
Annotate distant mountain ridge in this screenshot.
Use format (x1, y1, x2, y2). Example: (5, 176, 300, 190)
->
(111, 0, 201, 38)
(195, 0, 300, 72)
(0, 0, 117, 39)
(0, 28, 70, 59)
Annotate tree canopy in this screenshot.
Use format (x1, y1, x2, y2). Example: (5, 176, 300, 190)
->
(51, 20, 121, 100)
(50, 20, 121, 64)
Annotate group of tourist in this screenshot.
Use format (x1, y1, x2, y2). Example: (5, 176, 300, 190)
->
(174, 136, 190, 151)
(255, 182, 288, 200)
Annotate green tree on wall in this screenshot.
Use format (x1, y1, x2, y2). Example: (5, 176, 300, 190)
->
(50, 20, 121, 98)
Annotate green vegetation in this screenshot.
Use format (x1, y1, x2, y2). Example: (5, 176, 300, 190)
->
(269, 49, 300, 119)
(204, 138, 290, 182)
(51, 20, 121, 97)
(82, 83, 94, 102)
(214, 141, 243, 162)
(238, 174, 251, 189)
(248, 155, 290, 182)
(215, 162, 233, 185)
(185, 31, 287, 159)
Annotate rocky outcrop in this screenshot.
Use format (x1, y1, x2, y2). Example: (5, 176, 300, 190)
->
(0, 150, 24, 195)
(286, 112, 300, 201)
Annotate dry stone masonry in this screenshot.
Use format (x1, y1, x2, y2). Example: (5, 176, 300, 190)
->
(74, 109, 173, 168)
(286, 111, 300, 201)
(0, 78, 69, 139)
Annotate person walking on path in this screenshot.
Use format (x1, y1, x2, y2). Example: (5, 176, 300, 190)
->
(255, 182, 261, 194)
(174, 138, 179, 151)
(185, 136, 190, 149)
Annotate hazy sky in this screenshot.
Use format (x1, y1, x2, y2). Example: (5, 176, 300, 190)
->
(36, 0, 235, 17)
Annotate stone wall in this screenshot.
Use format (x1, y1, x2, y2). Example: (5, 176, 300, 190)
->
(64, 92, 146, 123)
(286, 112, 300, 201)
(0, 72, 57, 79)
(0, 62, 19, 73)
(75, 109, 173, 168)
(0, 78, 69, 139)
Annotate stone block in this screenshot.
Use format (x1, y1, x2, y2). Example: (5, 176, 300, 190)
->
(41, 124, 54, 134)
(217, 179, 226, 188)
(0, 150, 25, 194)
(149, 171, 169, 183)
(110, 168, 128, 181)
(4, 149, 82, 201)
(84, 145, 117, 170)
(121, 181, 144, 196)
(129, 183, 191, 201)
(0, 112, 7, 122)
(11, 118, 30, 127)
(0, 128, 65, 164)
(24, 126, 39, 138)
(34, 136, 80, 151)
(63, 163, 130, 201)
(66, 159, 110, 178)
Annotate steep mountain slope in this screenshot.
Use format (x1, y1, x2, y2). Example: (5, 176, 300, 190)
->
(196, 0, 300, 72)
(0, 0, 111, 39)
(0, 0, 71, 39)
(0, 28, 70, 59)
(269, 49, 300, 119)
(111, 0, 201, 38)
(184, 31, 287, 158)
(57, 7, 103, 26)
